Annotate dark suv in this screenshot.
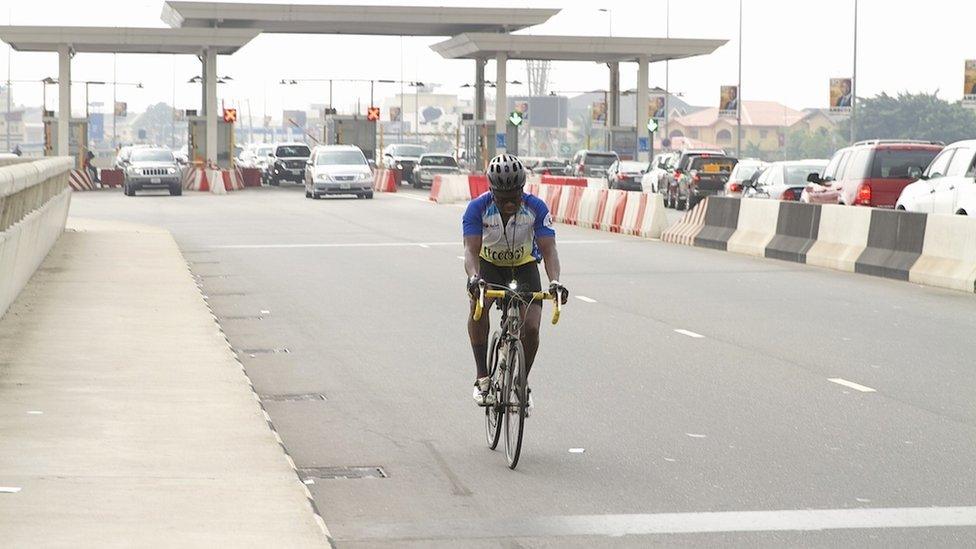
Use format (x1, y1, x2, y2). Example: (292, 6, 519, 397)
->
(664, 150, 736, 210)
(267, 143, 312, 186)
(802, 140, 943, 207)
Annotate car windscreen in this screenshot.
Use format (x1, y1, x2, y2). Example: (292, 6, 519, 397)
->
(419, 156, 458, 167)
(870, 148, 940, 179)
(276, 145, 310, 157)
(731, 163, 762, 180)
(541, 160, 567, 167)
(785, 164, 826, 185)
(690, 156, 736, 173)
(315, 151, 366, 166)
(391, 145, 426, 157)
(130, 150, 174, 162)
(619, 161, 646, 173)
(585, 154, 617, 167)
(256, 147, 273, 156)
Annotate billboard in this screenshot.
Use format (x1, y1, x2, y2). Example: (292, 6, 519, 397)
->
(506, 96, 568, 128)
(591, 101, 607, 124)
(88, 113, 104, 142)
(389, 106, 402, 122)
(830, 78, 853, 111)
(114, 101, 127, 117)
(719, 86, 738, 115)
(964, 60, 976, 104)
(650, 94, 667, 120)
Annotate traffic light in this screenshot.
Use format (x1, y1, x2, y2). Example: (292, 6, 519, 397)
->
(366, 106, 380, 121)
(222, 108, 238, 123)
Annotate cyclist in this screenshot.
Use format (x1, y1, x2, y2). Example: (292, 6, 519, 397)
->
(462, 154, 569, 408)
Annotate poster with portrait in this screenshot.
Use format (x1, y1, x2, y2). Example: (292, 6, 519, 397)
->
(830, 78, 853, 112)
(591, 101, 607, 123)
(649, 94, 667, 121)
(964, 60, 976, 104)
(389, 106, 402, 122)
(719, 86, 738, 115)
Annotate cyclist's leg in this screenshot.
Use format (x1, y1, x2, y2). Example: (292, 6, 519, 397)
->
(469, 259, 501, 379)
(514, 261, 543, 376)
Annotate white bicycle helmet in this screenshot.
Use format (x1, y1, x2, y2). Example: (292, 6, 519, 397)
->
(487, 154, 526, 191)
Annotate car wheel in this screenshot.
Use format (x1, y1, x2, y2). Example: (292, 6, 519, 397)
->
(170, 185, 182, 196)
(366, 192, 374, 199)
(270, 177, 280, 186)
(676, 195, 686, 211)
(305, 190, 312, 198)
(312, 192, 321, 200)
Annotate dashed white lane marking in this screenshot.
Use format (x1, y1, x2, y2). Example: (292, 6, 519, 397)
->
(828, 378, 877, 393)
(674, 329, 705, 339)
(685, 433, 707, 438)
(0, 487, 22, 493)
(456, 256, 464, 260)
(211, 240, 612, 250)
(575, 295, 597, 303)
(568, 448, 586, 454)
(388, 192, 431, 202)
(26, 411, 43, 415)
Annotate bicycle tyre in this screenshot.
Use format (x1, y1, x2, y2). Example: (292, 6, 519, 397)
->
(504, 340, 527, 469)
(485, 333, 503, 450)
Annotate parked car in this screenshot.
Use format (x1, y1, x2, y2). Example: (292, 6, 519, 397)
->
(605, 160, 647, 191)
(666, 150, 737, 210)
(743, 160, 828, 201)
(802, 139, 942, 208)
(535, 158, 571, 176)
(640, 152, 677, 194)
(267, 142, 312, 186)
(304, 145, 374, 200)
(412, 153, 461, 189)
(382, 144, 427, 184)
(519, 156, 544, 173)
(570, 150, 619, 178)
(122, 148, 181, 197)
(723, 159, 768, 197)
(896, 140, 976, 215)
(251, 144, 274, 175)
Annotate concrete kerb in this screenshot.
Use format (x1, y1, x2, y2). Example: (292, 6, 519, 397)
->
(662, 198, 709, 246)
(908, 213, 976, 293)
(854, 208, 927, 281)
(726, 199, 780, 257)
(694, 196, 741, 251)
(805, 205, 872, 272)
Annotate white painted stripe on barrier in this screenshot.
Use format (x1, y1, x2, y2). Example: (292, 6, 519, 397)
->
(805, 204, 871, 273)
(726, 198, 779, 257)
(908, 213, 976, 293)
(828, 378, 876, 393)
(638, 193, 669, 239)
(576, 188, 603, 229)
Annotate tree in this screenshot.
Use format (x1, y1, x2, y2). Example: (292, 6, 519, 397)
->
(783, 126, 847, 161)
(853, 92, 976, 144)
(130, 102, 175, 145)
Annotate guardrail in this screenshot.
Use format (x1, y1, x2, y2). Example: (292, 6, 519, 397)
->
(0, 156, 74, 318)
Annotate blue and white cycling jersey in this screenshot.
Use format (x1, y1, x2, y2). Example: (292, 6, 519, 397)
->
(462, 192, 556, 267)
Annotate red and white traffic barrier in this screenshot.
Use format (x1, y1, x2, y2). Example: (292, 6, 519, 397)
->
(429, 174, 472, 204)
(596, 189, 628, 232)
(576, 188, 607, 229)
(662, 198, 709, 246)
(68, 169, 95, 191)
(540, 175, 588, 187)
(373, 168, 397, 192)
(542, 184, 563, 219)
(182, 166, 209, 192)
(620, 192, 668, 238)
(100, 168, 124, 188)
(525, 182, 541, 197)
(207, 169, 227, 195)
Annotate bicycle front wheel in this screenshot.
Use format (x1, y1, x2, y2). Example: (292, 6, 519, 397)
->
(485, 333, 503, 450)
(504, 340, 527, 469)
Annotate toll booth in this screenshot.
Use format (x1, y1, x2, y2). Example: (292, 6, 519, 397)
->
(323, 115, 377, 161)
(463, 120, 496, 173)
(609, 126, 638, 161)
(187, 116, 235, 168)
(43, 116, 88, 169)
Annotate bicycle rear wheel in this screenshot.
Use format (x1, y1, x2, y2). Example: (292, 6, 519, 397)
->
(484, 333, 503, 450)
(504, 340, 527, 469)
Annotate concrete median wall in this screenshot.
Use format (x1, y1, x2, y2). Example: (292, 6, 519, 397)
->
(0, 157, 74, 318)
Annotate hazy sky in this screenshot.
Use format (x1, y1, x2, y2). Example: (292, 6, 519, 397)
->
(3, 0, 975, 118)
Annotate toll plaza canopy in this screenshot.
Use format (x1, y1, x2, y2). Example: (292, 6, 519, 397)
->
(0, 26, 259, 54)
(161, 1, 559, 35)
(430, 33, 728, 63)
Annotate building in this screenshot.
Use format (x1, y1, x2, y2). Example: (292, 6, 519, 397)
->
(667, 101, 807, 154)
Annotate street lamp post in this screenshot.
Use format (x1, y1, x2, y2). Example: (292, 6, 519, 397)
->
(736, 0, 743, 159)
(598, 8, 612, 37)
(851, 0, 858, 144)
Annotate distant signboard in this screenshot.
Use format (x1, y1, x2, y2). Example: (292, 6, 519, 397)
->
(506, 96, 569, 128)
(592, 101, 607, 124)
(114, 101, 127, 117)
(88, 113, 104, 142)
(964, 60, 976, 106)
(496, 132, 506, 149)
(830, 78, 853, 112)
(719, 86, 738, 116)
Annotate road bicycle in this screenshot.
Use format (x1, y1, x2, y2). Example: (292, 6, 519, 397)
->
(473, 281, 561, 469)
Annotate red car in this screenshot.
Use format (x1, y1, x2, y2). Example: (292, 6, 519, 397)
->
(802, 140, 943, 208)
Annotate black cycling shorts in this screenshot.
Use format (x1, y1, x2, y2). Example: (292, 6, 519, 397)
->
(479, 258, 542, 295)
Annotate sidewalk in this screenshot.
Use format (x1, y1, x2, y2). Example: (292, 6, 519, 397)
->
(0, 219, 327, 547)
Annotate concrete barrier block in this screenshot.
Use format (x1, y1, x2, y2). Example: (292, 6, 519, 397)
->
(639, 193, 669, 239)
(726, 199, 780, 257)
(429, 174, 470, 204)
(694, 196, 741, 251)
(765, 201, 822, 263)
(805, 205, 872, 272)
(597, 189, 628, 232)
(908, 213, 976, 293)
(576, 188, 604, 229)
(854, 209, 926, 281)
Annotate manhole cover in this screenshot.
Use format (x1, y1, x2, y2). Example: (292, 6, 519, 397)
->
(260, 393, 326, 402)
(298, 466, 388, 480)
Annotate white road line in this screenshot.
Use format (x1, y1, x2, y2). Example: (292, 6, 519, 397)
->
(828, 378, 877, 393)
(211, 240, 614, 250)
(0, 487, 22, 493)
(575, 295, 597, 303)
(674, 329, 705, 339)
(330, 506, 976, 540)
(388, 193, 431, 202)
(456, 256, 465, 260)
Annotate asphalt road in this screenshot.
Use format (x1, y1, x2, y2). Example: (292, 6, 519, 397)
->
(69, 184, 976, 547)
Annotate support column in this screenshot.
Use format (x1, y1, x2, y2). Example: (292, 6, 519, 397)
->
(494, 52, 507, 154)
(636, 56, 650, 162)
(57, 45, 71, 160)
(204, 48, 218, 166)
(474, 58, 486, 122)
(608, 62, 620, 127)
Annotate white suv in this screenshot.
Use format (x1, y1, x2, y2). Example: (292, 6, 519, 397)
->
(896, 140, 976, 215)
(304, 145, 374, 200)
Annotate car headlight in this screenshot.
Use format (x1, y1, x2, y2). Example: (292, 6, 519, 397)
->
(358, 172, 372, 181)
(316, 173, 331, 182)
(396, 163, 403, 170)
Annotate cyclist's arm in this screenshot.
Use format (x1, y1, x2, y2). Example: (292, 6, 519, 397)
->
(538, 237, 561, 283)
(463, 235, 482, 279)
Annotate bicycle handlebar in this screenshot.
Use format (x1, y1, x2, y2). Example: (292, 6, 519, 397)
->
(472, 284, 561, 325)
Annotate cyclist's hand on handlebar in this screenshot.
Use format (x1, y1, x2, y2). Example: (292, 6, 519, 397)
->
(549, 280, 569, 305)
(467, 275, 484, 299)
